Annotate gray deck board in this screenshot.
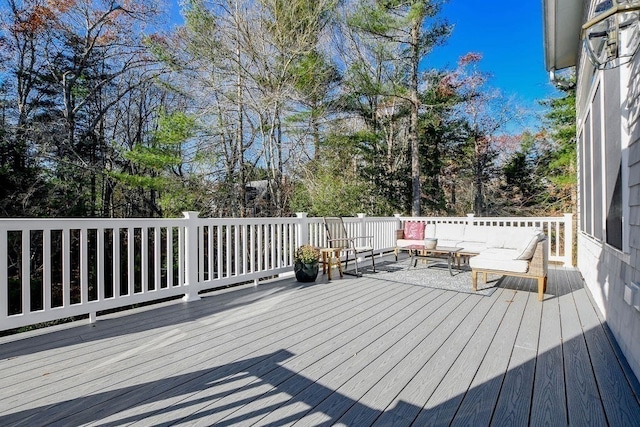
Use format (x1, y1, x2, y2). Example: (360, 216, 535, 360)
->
(256, 291, 470, 426)
(0, 261, 639, 426)
(490, 278, 541, 426)
(567, 269, 640, 426)
(558, 269, 607, 425)
(450, 277, 529, 426)
(371, 288, 507, 426)
(141, 285, 443, 426)
(531, 268, 568, 426)
(10, 279, 397, 425)
(1, 278, 383, 406)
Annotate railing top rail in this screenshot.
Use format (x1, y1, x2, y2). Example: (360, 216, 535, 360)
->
(0, 218, 186, 230)
(395, 216, 569, 222)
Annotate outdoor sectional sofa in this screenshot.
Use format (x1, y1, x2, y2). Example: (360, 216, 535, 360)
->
(395, 222, 548, 300)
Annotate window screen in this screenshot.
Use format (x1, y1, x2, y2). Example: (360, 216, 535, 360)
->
(583, 112, 592, 236)
(604, 71, 623, 249)
(592, 86, 603, 240)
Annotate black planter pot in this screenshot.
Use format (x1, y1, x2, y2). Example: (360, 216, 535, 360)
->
(294, 261, 319, 282)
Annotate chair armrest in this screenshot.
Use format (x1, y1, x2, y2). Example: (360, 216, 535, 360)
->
(528, 239, 548, 277)
(326, 237, 355, 248)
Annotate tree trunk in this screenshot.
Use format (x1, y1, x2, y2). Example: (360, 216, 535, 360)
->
(410, 22, 421, 216)
(236, 0, 246, 217)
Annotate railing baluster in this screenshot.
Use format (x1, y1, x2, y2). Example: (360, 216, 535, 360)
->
(234, 224, 240, 276)
(167, 226, 173, 288)
(178, 225, 185, 287)
(140, 227, 147, 293)
(555, 220, 561, 258)
(242, 224, 248, 274)
(63, 228, 71, 307)
(22, 229, 30, 315)
(198, 222, 204, 283)
(257, 224, 263, 272)
(207, 225, 214, 281)
(154, 227, 161, 290)
(0, 228, 6, 320)
(113, 227, 120, 297)
(81, 228, 88, 304)
(97, 228, 104, 301)
(44, 229, 51, 310)
(127, 227, 134, 295)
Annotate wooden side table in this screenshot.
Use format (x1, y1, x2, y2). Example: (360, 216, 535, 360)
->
(320, 248, 343, 280)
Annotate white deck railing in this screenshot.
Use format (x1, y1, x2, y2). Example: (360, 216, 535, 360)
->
(0, 212, 572, 331)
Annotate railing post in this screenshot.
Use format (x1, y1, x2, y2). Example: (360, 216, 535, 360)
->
(356, 213, 369, 258)
(357, 213, 367, 240)
(466, 213, 475, 225)
(296, 212, 309, 248)
(563, 213, 574, 267)
(182, 211, 201, 302)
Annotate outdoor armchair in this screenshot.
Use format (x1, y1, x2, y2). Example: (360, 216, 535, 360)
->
(322, 217, 376, 276)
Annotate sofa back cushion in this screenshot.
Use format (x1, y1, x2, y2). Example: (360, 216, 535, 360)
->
(487, 230, 510, 249)
(486, 227, 544, 260)
(434, 223, 465, 241)
(515, 230, 545, 260)
(404, 221, 424, 240)
(462, 226, 489, 243)
(425, 223, 436, 239)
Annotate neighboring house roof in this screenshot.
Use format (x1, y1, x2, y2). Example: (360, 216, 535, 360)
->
(543, 0, 585, 71)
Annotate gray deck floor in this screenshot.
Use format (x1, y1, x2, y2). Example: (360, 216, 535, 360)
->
(1, 259, 639, 426)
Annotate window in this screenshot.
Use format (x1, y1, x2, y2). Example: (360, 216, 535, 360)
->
(582, 111, 592, 236)
(579, 76, 625, 251)
(593, 86, 603, 240)
(604, 71, 623, 250)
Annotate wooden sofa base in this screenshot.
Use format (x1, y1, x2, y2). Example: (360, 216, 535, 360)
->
(471, 269, 548, 301)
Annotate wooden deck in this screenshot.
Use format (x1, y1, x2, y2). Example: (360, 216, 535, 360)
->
(1, 261, 639, 426)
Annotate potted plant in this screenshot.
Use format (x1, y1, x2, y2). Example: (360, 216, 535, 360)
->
(294, 244, 321, 282)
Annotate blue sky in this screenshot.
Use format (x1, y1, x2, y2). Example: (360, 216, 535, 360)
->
(431, 0, 558, 117)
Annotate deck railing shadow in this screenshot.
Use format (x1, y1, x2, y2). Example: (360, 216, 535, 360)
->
(0, 277, 316, 360)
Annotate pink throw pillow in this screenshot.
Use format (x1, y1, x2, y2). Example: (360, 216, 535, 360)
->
(404, 221, 424, 240)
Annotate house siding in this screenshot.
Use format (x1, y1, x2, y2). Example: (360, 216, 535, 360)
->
(575, 45, 640, 381)
(578, 234, 640, 381)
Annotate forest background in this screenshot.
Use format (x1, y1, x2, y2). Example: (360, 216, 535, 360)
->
(0, 0, 576, 219)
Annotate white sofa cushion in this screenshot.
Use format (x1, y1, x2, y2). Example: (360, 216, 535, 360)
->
(469, 248, 529, 273)
(487, 227, 534, 250)
(462, 226, 490, 243)
(515, 229, 544, 260)
(396, 239, 424, 248)
(425, 223, 436, 238)
(437, 239, 463, 248)
(457, 242, 486, 253)
(434, 223, 465, 241)
(486, 230, 510, 249)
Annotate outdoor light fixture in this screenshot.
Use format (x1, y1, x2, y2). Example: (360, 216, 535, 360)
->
(582, 0, 640, 69)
